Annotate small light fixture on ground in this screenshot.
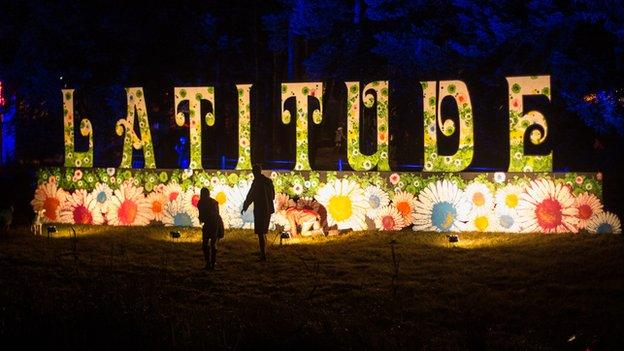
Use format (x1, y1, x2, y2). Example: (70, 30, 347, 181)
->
(46, 225, 57, 237)
(169, 230, 181, 240)
(448, 234, 459, 245)
(280, 231, 291, 245)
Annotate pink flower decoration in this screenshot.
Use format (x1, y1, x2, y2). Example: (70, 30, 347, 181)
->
(389, 173, 400, 185)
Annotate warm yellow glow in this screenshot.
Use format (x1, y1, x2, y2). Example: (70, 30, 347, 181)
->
(583, 93, 596, 103)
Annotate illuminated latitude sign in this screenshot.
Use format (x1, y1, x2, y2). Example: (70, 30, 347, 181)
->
(31, 76, 622, 235)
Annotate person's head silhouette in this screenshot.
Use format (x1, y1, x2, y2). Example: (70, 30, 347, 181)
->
(200, 187, 210, 200)
(252, 163, 262, 177)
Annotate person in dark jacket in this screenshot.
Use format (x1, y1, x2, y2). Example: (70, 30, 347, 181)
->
(242, 164, 275, 261)
(197, 187, 223, 270)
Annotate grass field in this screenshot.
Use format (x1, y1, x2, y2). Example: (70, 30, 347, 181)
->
(0, 226, 623, 350)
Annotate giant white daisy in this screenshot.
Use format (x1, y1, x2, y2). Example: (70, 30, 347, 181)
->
(224, 182, 254, 229)
(162, 193, 200, 227)
(586, 211, 621, 234)
(107, 182, 152, 226)
(31, 181, 68, 222)
(517, 179, 579, 233)
(363, 185, 390, 219)
(392, 191, 417, 225)
(413, 180, 471, 232)
(59, 189, 104, 225)
(163, 182, 183, 202)
(494, 184, 523, 213)
(374, 205, 406, 231)
(90, 183, 113, 214)
(146, 191, 168, 222)
(184, 186, 202, 209)
(315, 179, 369, 230)
(573, 192, 603, 229)
(465, 181, 494, 213)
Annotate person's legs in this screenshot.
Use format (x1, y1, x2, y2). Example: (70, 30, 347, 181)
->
(202, 228, 210, 269)
(258, 233, 267, 260)
(210, 238, 217, 269)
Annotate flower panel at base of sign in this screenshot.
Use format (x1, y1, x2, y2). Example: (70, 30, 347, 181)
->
(31, 168, 621, 234)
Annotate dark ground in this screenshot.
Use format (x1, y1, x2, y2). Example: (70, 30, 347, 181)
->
(0, 226, 622, 350)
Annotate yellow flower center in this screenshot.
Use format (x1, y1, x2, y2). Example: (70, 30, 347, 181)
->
(328, 195, 352, 222)
(215, 191, 227, 205)
(505, 194, 518, 208)
(475, 215, 489, 231)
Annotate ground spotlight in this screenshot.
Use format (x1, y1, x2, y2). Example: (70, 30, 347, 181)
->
(46, 225, 57, 237)
(279, 231, 291, 245)
(169, 230, 181, 240)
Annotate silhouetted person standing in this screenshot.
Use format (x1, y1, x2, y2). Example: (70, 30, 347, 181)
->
(242, 164, 275, 261)
(197, 187, 223, 270)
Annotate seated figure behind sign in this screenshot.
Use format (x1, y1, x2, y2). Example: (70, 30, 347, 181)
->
(284, 206, 322, 237)
(287, 197, 330, 237)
